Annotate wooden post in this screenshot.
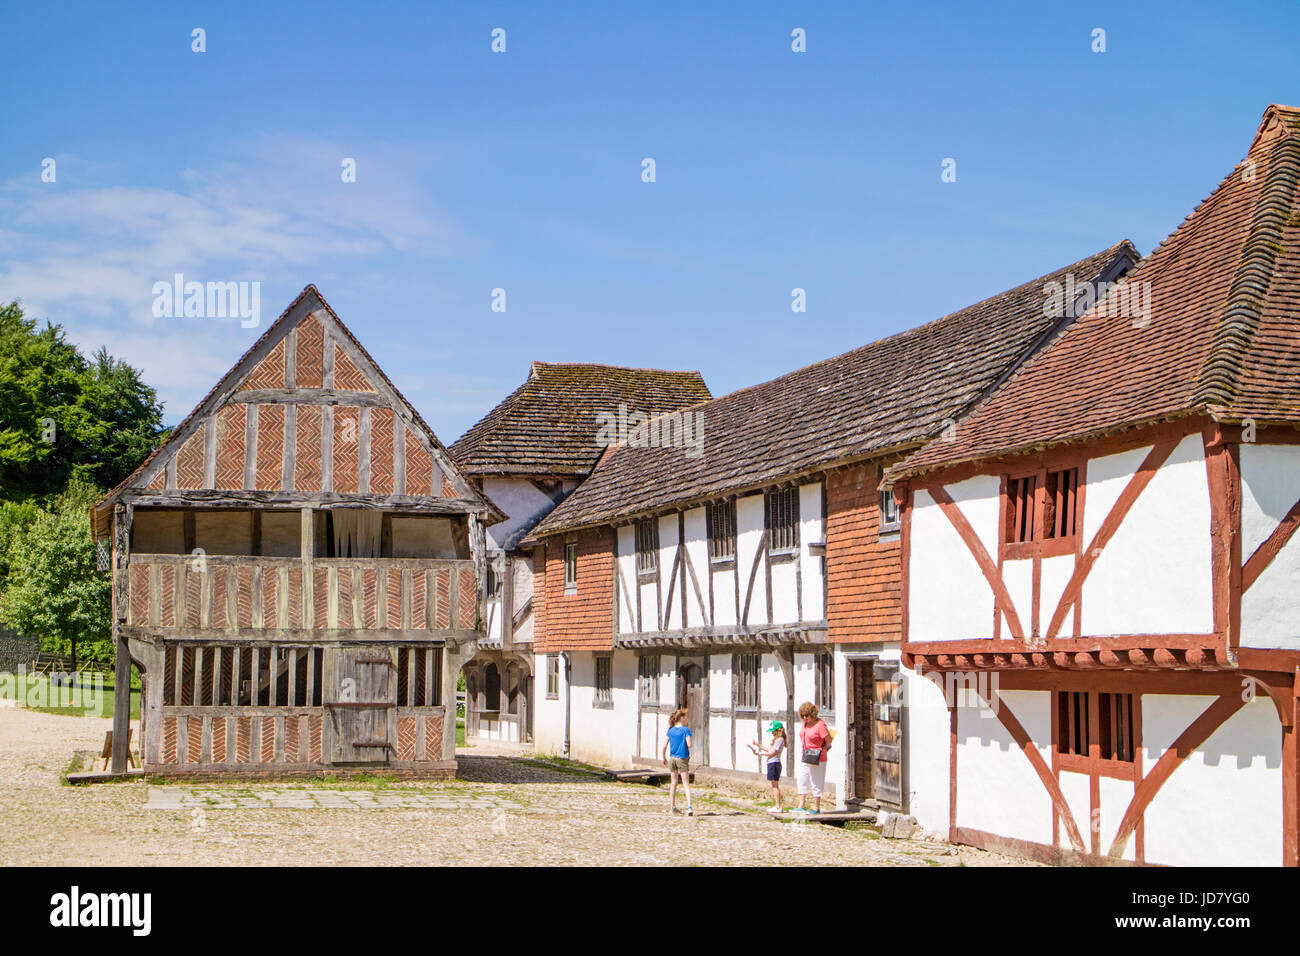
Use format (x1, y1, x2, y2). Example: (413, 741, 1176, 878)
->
(301, 506, 314, 627)
(112, 504, 133, 773)
(1288, 668, 1300, 867)
(501, 554, 515, 651)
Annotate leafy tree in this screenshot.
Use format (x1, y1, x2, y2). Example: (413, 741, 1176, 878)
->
(0, 498, 41, 596)
(0, 301, 166, 499)
(0, 479, 112, 664)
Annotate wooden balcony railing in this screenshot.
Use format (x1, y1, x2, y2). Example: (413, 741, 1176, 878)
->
(125, 554, 478, 634)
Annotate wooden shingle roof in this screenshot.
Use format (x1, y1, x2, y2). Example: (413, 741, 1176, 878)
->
(448, 362, 712, 477)
(891, 104, 1300, 485)
(530, 242, 1138, 537)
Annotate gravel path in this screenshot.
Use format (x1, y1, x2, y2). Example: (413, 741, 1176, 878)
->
(0, 706, 1029, 867)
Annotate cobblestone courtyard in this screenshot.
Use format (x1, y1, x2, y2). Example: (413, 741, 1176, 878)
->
(0, 707, 1026, 866)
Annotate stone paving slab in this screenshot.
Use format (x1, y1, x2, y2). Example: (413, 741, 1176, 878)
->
(1, 708, 1035, 866)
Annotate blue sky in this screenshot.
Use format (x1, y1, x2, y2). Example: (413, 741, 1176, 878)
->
(2, 1, 1296, 440)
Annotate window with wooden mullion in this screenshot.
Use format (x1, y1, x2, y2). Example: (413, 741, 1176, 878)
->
(766, 488, 799, 553)
(1044, 467, 1079, 540)
(734, 652, 759, 710)
(1006, 475, 1037, 544)
(1057, 690, 1135, 764)
(1098, 692, 1134, 762)
(708, 499, 736, 561)
(635, 520, 659, 574)
(1006, 467, 1080, 547)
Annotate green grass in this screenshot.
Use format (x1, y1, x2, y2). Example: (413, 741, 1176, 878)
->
(456, 718, 465, 747)
(0, 672, 140, 720)
(60, 750, 88, 784)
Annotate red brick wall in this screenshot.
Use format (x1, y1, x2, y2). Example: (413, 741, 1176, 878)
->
(826, 460, 901, 644)
(534, 528, 614, 652)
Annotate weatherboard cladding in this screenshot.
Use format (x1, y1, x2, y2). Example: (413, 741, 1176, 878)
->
(892, 105, 1300, 483)
(531, 242, 1137, 537)
(448, 362, 712, 477)
(826, 461, 902, 644)
(535, 527, 614, 652)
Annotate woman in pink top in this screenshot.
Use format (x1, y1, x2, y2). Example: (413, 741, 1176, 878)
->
(795, 701, 831, 814)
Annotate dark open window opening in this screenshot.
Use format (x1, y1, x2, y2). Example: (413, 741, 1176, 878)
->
(396, 647, 443, 707)
(1098, 692, 1135, 762)
(483, 662, 501, 711)
(1057, 690, 1136, 764)
(506, 663, 520, 715)
(131, 506, 469, 560)
(163, 643, 324, 707)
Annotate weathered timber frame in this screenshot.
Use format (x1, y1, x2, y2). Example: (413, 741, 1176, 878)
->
(95, 286, 498, 776)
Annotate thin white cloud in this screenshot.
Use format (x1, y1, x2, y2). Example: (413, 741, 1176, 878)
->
(0, 136, 466, 420)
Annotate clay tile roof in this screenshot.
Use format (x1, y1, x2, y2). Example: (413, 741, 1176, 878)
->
(448, 362, 713, 477)
(890, 104, 1300, 485)
(530, 241, 1139, 537)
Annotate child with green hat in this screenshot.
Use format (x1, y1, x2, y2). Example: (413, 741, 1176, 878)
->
(748, 720, 788, 813)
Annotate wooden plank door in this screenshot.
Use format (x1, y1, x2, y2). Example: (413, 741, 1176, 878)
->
(326, 646, 396, 765)
(872, 662, 904, 808)
(677, 661, 706, 764)
(847, 660, 873, 802)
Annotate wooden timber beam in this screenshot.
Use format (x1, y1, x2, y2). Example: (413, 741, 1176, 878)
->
(120, 490, 487, 515)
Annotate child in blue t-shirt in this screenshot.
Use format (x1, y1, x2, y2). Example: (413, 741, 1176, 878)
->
(661, 708, 693, 816)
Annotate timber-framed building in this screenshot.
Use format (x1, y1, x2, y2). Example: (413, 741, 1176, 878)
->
(525, 243, 1138, 801)
(92, 285, 500, 777)
(887, 105, 1300, 865)
(448, 361, 711, 744)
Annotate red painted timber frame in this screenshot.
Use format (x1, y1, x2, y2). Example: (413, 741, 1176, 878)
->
(901, 419, 1300, 864)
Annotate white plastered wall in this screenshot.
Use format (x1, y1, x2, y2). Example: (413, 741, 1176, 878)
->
(736, 493, 766, 626)
(1240, 442, 1300, 649)
(1081, 434, 1212, 636)
(908, 475, 1000, 641)
(1141, 694, 1282, 866)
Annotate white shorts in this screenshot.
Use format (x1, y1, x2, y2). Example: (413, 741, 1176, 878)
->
(796, 759, 827, 797)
